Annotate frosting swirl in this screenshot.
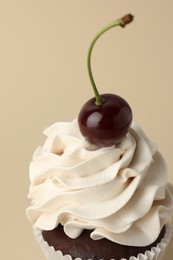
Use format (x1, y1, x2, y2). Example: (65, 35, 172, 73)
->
(26, 120, 173, 246)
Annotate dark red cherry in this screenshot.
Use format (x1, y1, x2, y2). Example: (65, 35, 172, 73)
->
(78, 15, 134, 146)
(78, 93, 132, 146)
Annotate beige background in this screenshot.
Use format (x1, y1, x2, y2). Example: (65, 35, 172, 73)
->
(0, 0, 173, 259)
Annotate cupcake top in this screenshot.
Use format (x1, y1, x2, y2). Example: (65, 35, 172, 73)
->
(26, 119, 173, 246)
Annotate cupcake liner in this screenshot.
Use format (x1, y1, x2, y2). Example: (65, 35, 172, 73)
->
(33, 224, 173, 260)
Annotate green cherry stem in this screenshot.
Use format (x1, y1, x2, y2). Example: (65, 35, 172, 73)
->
(87, 14, 134, 106)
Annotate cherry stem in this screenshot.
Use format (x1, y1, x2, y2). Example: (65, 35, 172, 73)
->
(87, 14, 134, 106)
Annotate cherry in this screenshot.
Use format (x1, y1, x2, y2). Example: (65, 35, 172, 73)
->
(78, 14, 134, 146)
(78, 93, 132, 146)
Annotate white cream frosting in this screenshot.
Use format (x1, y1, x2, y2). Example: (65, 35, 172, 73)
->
(26, 119, 173, 246)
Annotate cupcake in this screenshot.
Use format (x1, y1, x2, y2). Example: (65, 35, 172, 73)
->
(26, 14, 173, 259)
(26, 120, 173, 260)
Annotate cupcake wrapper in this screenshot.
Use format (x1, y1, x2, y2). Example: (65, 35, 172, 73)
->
(33, 224, 173, 260)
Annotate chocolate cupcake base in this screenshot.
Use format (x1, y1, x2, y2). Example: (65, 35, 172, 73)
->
(40, 224, 166, 260)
